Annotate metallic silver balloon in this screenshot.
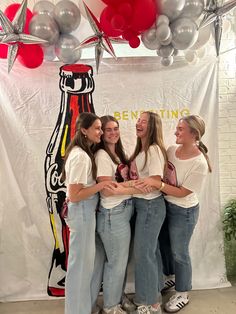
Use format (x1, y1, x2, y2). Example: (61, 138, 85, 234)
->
(160, 33, 172, 45)
(29, 14, 59, 46)
(54, 0, 81, 34)
(55, 34, 81, 63)
(161, 56, 174, 66)
(33, 0, 55, 18)
(141, 30, 161, 50)
(158, 0, 186, 21)
(43, 45, 57, 61)
(170, 17, 198, 50)
(156, 14, 170, 27)
(181, 0, 204, 20)
(157, 44, 174, 57)
(156, 24, 171, 41)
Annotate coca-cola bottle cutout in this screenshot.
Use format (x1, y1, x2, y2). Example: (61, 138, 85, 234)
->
(45, 64, 95, 297)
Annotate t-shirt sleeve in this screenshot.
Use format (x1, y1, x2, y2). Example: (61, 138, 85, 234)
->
(181, 161, 208, 194)
(148, 145, 164, 177)
(96, 150, 113, 178)
(66, 152, 89, 185)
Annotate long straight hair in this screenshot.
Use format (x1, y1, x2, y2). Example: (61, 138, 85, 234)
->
(180, 115, 212, 172)
(130, 111, 168, 170)
(62, 112, 100, 181)
(95, 115, 129, 165)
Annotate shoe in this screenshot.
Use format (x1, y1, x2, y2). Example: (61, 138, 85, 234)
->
(92, 304, 101, 314)
(136, 305, 162, 314)
(161, 277, 175, 293)
(164, 294, 189, 313)
(103, 304, 127, 314)
(121, 294, 137, 312)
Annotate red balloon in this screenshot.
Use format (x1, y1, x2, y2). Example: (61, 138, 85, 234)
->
(100, 7, 123, 37)
(131, 0, 157, 33)
(129, 36, 140, 48)
(17, 44, 44, 69)
(111, 14, 125, 31)
(0, 44, 8, 59)
(117, 2, 133, 20)
(4, 4, 33, 34)
(122, 29, 138, 41)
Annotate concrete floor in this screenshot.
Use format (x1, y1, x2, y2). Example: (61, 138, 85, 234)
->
(0, 285, 236, 314)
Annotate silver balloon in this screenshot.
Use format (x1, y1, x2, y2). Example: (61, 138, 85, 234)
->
(54, 0, 81, 34)
(158, 0, 186, 21)
(157, 44, 174, 57)
(33, 0, 55, 18)
(156, 24, 171, 41)
(141, 31, 161, 50)
(156, 14, 170, 27)
(43, 45, 57, 61)
(55, 34, 81, 63)
(170, 17, 198, 50)
(29, 14, 59, 46)
(181, 0, 204, 20)
(161, 56, 174, 66)
(160, 33, 172, 45)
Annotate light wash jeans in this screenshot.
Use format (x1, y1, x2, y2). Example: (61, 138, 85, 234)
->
(160, 201, 199, 292)
(65, 194, 99, 314)
(133, 195, 166, 305)
(92, 199, 133, 309)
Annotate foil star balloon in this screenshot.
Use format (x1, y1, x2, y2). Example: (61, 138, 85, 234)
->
(199, 0, 236, 56)
(0, 0, 47, 73)
(74, 2, 127, 73)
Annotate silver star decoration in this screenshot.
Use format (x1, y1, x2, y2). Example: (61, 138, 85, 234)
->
(0, 0, 47, 73)
(199, 0, 236, 56)
(74, 2, 127, 73)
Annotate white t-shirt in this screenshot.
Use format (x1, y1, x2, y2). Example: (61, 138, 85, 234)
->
(132, 144, 165, 200)
(95, 149, 131, 209)
(65, 146, 95, 191)
(164, 145, 208, 208)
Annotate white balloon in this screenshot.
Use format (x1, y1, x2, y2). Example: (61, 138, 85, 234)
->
(185, 50, 197, 62)
(161, 56, 174, 66)
(190, 23, 211, 50)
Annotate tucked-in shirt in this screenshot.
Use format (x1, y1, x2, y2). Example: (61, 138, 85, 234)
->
(164, 145, 208, 208)
(132, 144, 165, 200)
(96, 149, 131, 209)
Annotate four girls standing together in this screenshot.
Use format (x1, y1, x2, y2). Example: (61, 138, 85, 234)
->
(63, 111, 211, 314)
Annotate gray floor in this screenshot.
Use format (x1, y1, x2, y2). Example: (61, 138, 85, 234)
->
(1, 284, 236, 314)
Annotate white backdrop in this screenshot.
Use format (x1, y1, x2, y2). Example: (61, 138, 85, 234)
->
(0, 56, 230, 302)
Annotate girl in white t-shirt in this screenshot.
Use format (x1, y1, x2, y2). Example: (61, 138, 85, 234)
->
(62, 113, 113, 314)
(137, 115, 211, 313)
(92, 115, 142, 314)
(129, 111, 168, 314)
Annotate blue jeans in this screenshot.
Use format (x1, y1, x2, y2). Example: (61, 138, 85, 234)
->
(133, 195, 166, 305)
(65, 194, 99, 314)
(94, 199, 133, 308)
(161, 201, 199, 292)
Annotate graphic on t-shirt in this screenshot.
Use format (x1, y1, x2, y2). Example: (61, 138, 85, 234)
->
(129, 160, 139, 180)
(164, 161, 178, 187)
(115, 163, 129, 182)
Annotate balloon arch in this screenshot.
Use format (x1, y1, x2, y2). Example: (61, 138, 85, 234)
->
(0, 0, 235, 72)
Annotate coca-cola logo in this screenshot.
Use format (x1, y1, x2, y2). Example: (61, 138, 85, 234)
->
(46, 163, 66, 193)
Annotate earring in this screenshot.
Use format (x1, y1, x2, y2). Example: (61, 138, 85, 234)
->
(84, 134, 87, 138)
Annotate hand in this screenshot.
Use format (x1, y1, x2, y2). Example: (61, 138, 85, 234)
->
(136, 177, 161, 190)
(134, 180, 154, 193)
(98, 180, 117, 191)
(103, 184, 126, 195)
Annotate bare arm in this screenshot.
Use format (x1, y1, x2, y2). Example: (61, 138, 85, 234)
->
(136, 177, 192, 198)
(68, 181, 113, 202)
